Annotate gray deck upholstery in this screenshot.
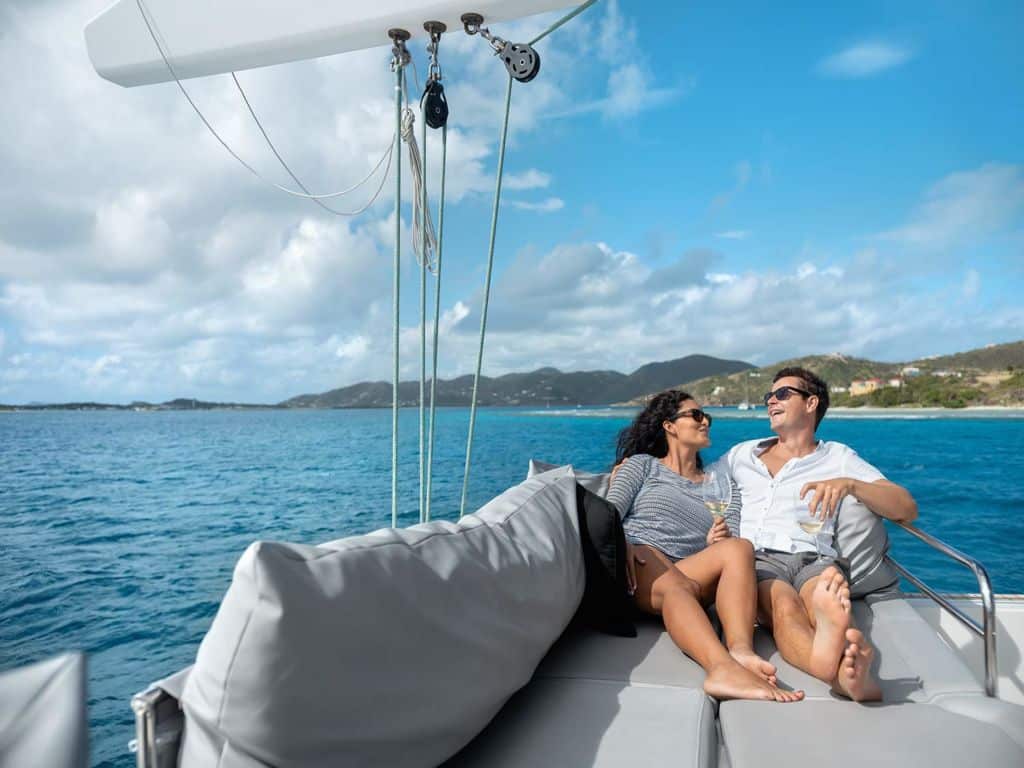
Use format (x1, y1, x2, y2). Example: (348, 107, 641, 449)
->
(177, 473, 586, 768)
(753, 596, 985, 702)
(720, 699, 1024, 768)
(448, 620, 716, 768)
(725, 595, 1024, 767)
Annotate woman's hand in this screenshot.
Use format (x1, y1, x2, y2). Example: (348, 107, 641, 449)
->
(625, 542, 646, 596)
(706, 517, 731, 546)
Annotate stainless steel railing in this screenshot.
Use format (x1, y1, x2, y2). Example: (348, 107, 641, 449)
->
(886, 522, 998, 697)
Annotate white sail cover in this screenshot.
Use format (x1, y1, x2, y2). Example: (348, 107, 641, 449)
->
(85, 0, 575, 87)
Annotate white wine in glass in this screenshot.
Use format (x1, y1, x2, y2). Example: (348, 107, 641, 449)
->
(701, 470, 731, 522)
(797, 519, 825, 535)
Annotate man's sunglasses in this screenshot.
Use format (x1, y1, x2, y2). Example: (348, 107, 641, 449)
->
(671, 408, 713, 426)
(762, 385, 813, 406)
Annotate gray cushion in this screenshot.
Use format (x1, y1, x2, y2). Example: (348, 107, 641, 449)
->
(833, 497, 899, 597)
(753, 597, 984, 703)
(0, 653, 87, 768)
(448, 678, 716, 768)
(179, 473, 585, 768)
(535, 619, 705, 689)
(720, 699, 1024, 768)
(528, 459, 611, 498)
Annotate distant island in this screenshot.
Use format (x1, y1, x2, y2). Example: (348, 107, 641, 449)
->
(2, 341, 1022, 411)
(674, 340, 1024, 410)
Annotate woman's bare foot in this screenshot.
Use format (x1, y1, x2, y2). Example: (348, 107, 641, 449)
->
(807, 567, 851, 681)
(704, 659, 804, 703)
(832, 628, 882, 702)
(729, 647, 778, 686)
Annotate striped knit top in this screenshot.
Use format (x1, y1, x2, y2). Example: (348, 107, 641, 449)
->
(606, 454, 742, 561)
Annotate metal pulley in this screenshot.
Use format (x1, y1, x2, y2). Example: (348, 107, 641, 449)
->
(460, 13, 542, 83)
(496, 41, 541, 83)
(421, 21, 449, 128)
(421, 80, 448, 128)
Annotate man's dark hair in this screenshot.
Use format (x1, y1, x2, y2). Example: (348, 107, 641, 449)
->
(773, 366, 829, 429)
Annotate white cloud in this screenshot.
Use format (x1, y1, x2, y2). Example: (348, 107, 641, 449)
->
(878, 163, 1024, 250)
(818, 41, 915, 78)
(715, 230, 749, 240)
(505, 197, 564, 213)
(334, 335, 369, 360)
(503, 169, 551, 191)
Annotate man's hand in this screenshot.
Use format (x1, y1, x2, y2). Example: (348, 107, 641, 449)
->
(706, 517, 731, 546)
(625, 542, 646, 596)
(800, 477, 856, 520)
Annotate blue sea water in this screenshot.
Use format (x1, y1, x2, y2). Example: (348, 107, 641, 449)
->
(2, 407, 1023, 767)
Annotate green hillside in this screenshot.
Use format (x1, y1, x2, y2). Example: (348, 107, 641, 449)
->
(666, 342, 1024, 408)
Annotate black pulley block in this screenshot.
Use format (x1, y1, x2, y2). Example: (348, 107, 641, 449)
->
(421, 80, 449, 129)
(498, 42, 541, 83)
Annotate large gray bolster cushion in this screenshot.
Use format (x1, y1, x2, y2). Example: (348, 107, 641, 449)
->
(179, 473, 585, 768)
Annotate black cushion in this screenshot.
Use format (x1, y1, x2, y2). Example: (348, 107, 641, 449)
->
(574, 483, 637, 637)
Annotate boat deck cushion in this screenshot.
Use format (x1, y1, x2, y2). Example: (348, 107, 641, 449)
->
(178, 473, 585, 768)
(720, 699, 1024, 768)
(447, 678, 716, 768)
(754, 597, 984, 702)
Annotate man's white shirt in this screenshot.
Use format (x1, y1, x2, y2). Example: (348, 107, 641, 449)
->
(720, 438, 885, 557)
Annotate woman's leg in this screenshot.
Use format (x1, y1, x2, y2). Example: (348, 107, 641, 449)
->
(632, 544, 802, 702)
(672, 538, 776, 683)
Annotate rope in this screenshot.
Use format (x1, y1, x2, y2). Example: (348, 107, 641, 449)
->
(529, 0, 601, 46)
(458, 0, 602, 517)
(135, 0, 394, 214)
(459, 74, 513, 518)
(418, 106, 427, 524)
(391, 60, 403, 528)
(399, 79, 439, 269)
(424, 124, 447, 523)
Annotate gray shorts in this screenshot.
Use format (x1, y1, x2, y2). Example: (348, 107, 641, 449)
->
(754, 549, 850, 594)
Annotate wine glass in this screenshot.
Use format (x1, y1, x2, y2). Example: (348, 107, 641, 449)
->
(795, 488, 827, 561)
(701, 469, 731, 523)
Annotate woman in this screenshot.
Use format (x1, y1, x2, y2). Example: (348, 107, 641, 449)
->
(607, 389, 803, 702)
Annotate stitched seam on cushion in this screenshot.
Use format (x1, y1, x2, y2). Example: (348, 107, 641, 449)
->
(216, 545, 261, 728)
(300, 477, 575, 561)
(534, 673, 700, 690)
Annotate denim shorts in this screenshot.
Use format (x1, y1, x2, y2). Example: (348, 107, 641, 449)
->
(754, 549, 851, 594)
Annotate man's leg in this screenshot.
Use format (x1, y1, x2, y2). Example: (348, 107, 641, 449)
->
(793, 561, 881, 701)
(796, 567, 853, 682)
(673, 538, 777, 684)
(757, 565, 851, 683)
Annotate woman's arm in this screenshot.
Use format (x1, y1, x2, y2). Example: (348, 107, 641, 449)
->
(605, 455, 647, 520)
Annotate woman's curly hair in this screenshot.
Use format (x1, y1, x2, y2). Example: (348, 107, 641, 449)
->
(615, 389, 703, 469)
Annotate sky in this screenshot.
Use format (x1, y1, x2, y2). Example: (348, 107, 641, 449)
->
(1, 0, 1022, 404)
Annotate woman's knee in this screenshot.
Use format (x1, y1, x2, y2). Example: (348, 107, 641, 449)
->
(718, 536, 754, 561)
(656, 570, 701, 604)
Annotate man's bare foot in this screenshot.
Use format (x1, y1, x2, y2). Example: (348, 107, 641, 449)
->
(730, 647, 778, 686)
(832, 628, 882, 702)
(807, 567, 851, 682)
(704, 659, 804, 703)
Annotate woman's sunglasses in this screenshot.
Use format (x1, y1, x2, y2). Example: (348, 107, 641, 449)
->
(762, 385, 813, 406)
(671, 408, 713, 426)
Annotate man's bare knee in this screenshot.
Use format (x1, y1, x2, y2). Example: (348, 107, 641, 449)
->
(772, 590, 810, 627)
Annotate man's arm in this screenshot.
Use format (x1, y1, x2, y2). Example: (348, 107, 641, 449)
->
(850, 478, 918, 523)
(800, 477, 918, 523)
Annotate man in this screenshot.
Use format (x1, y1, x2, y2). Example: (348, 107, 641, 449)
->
(721, 367, 918, 701)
